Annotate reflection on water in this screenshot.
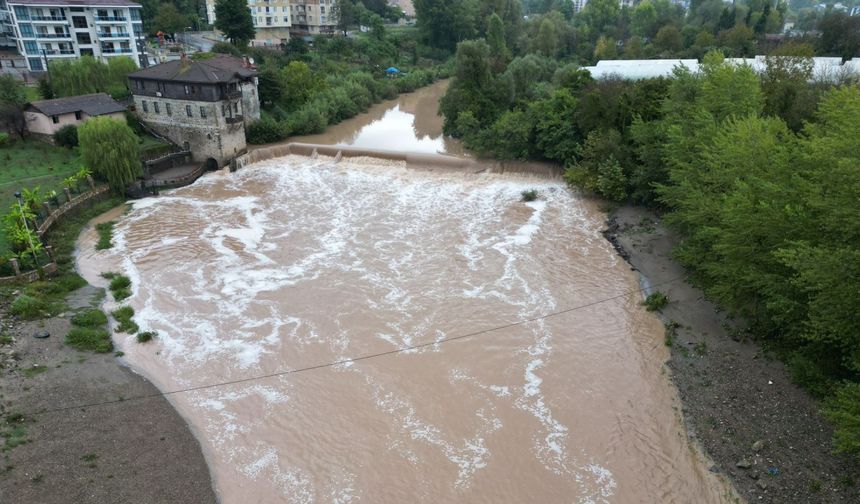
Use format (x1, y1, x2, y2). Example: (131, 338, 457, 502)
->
(289, 80, 467, 156)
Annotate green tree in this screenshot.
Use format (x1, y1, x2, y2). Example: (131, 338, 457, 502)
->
(631, 0, 658, 38)
(279, 61, 322, 110)
(0, 74, 27, 138)
(79, 116, 141, 193)
(214, 0, 255, 46)
(154, 2, 188, 34)
(486, 13, 509, 70)
(332, 0, 357, 35)
(653, 25, 682, 53)
(413, 0, 479, 51)
(535, 18, 558, 57)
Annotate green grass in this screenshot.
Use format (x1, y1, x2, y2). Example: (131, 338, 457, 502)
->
(0, 334, 12, 345)
(1, 413, 29, 452)
(71, 309, 108, 328)
(111, 306, 138, 334)
(66, 327, 113, 353)
(95, 221, 115, 250)
(9, 294, 49, 319)
(104, 273, 132, 301)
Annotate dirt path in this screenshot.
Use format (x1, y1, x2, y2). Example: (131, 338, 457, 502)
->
(0, 286, 217, 504)
(605, 206, 859, 503)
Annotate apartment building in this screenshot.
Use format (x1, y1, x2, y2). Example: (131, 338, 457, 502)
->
(0, 0, 145, 72)
(206, 0, 294, 46)
(289, 0, 336, 35)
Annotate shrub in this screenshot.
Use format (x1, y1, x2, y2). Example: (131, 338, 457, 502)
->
(54, 125, 79, 149)
(137, 330, 157, 343)
(643, 291, 669, 311)
(521, 190, 539, 202)
(71, 309, 108, 328)
(0, 132, 10, 147)
(289, 102, 328, 135)
(212, 42, 242, 56)
(10, 295, 47, 319)
(95, 221, 114, 250)
(66, 327, 113, 353)
(111, 305, 138, 334)
(109, 274, 130, 291)
(246, 117, 288, 144)
(823, 382, 860, 461)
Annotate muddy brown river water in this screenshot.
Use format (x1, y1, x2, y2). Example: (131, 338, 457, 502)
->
(77, 81, 736, 503)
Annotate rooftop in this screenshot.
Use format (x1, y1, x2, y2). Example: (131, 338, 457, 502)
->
(6, 0, 141, 6)
(26, 92, 126, 117)
(127, 55, 256, 84)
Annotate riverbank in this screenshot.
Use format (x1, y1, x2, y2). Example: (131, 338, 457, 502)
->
(605, 206, 859, 503)
(0, 203, 217, 503)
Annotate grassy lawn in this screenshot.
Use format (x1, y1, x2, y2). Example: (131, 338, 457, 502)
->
(0, 140, 81, 251)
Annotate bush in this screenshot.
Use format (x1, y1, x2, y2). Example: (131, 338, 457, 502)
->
(111, 305, 138, 334)
(0, 132, 10, 147)
(823, 382, 860, 460)
(521, 190, 539, 202)
(289, 102, 328, 135)
(246, 117, 288, 144)
(71, 309, 108, 328)
(212, 41, 242, 56)
(137, 330, 157, 343)
(643, 291, 670, 311)
(10, 294, 47, 319)
(109, 274, 130, 291)
(66, 327, 113, 353)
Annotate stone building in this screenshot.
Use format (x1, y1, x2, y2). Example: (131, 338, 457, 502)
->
(127, 55, 260, 168)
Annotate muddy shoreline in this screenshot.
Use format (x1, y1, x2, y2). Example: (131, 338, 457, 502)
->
(0, 214, 218, 504)
(605, 205, 859, 503)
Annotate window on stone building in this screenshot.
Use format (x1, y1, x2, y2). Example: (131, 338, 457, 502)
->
(141, 100, 148, 112)
(199, 106, 206, 118)
(51, 115, 59, 124)
(153, 102, 160, 113)
(166, 103, 172, 115)
(74, 111, 81, 120)
(233, 102, 238, 113)
(186, 105, 192, 117)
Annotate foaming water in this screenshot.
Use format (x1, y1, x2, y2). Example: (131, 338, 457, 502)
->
(77, 155, 734, 503)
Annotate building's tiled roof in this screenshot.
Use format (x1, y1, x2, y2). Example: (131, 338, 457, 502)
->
(127, 55, 256, 84)
(7, 0, 141, 6)
(26, 92, 126, 116)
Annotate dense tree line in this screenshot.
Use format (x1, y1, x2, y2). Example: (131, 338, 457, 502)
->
(428, 2, 860, 460)
(242, 26, 451, 144)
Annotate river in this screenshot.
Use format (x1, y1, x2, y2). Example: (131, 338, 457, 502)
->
(76, 80, 735, 503)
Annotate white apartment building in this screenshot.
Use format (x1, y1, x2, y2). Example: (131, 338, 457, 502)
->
(0, 0, 145, 72)
(290, 0, 335, 35)
(207, 0, 336, 42)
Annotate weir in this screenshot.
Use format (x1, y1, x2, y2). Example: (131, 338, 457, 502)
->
(233, 142, 565, 179)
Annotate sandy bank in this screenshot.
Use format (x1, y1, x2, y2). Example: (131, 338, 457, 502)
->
(605, 206, 859, 503)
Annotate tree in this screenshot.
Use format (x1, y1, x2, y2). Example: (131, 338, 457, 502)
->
(535, 18, 558, 57)
(0, 75, 27, 138)
(594, 36, 617, 60)
(78, 117, 141, 193)
(49, 56, 135, 99)
(653, 25, 682, 53)
(214, 0, 255, 46)
(212, 41, 242, 56)
(279, 61, 322, 110)
(332, 0, 357, 35)
(486, 13, 509, 70)
(154, 3, 188, 34)
(413, 0, 479, 51)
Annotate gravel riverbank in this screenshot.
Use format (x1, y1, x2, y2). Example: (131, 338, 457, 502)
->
(605, 206, 859, 503)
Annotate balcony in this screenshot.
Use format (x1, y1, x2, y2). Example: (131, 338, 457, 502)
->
(223, 89, 242, 99)
(35, 32, 72, 39)
(97, 31, 129, 38)
(41, 49, 75, 56)
(101, 47, 132, 54)
(225, 115, 244, 124)
(31, 16, 67, 22)
(95, 16, 127, 22)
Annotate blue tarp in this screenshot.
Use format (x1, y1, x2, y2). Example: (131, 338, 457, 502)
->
(385, 67, 400, 74)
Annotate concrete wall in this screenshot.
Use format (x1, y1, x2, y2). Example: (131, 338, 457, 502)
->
(240, 79, 261, 126)
(24, 110, 124, 136)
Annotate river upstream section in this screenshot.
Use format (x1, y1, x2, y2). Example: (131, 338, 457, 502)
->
(76, 81, 737, 503)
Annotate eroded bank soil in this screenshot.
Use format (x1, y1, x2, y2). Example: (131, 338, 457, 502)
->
(0, 285, 217, 504)
(606, 206, 859, 503)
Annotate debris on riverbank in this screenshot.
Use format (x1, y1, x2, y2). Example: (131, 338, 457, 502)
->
(606, 206, 859, 503)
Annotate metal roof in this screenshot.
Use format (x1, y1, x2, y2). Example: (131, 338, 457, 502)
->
(26, 92, 126, 116)
(127, 55, 256, 84)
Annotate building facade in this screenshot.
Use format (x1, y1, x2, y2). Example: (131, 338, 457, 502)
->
(128, 55, 261, 168)
(289, 0, 335, 35)
(24, 92, 125, 137)
(1, 0, 145, 72)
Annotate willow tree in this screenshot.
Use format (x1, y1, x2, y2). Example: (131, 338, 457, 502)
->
(79, 117, 141, 193)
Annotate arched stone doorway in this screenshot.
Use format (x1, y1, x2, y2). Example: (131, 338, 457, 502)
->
(204, 158, 219, 171)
